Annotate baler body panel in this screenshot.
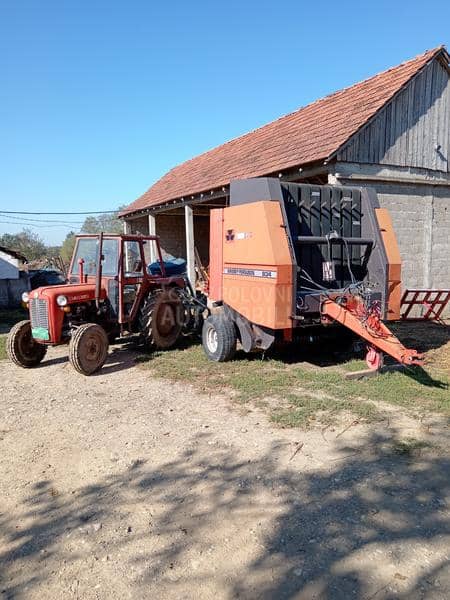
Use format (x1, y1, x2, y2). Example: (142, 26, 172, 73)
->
(209, 208, 224, 301)
(229, 178, 397, 321)
(374, 208, 402, 320)
(221, 201, 293, 329)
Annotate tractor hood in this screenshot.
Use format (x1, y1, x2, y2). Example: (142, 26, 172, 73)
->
(30, 283, 106, 303)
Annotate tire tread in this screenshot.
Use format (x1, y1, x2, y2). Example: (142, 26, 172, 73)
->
(202, 314, 237, 362)
(69, 323, 109, 375)
(7, 320, 47, 368)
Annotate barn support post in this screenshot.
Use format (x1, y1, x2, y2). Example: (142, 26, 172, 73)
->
(148, 214, 156, 262)
(184, 205, 195, 286)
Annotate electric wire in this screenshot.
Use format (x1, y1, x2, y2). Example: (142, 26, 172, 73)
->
(0, 213, 84, 225)
(0, 210, 119, 215)
(0, 220, 81, 229)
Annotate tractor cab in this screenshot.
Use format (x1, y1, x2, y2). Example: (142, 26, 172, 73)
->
(67, 234, 185, 328)
(9, 233, 204, 375)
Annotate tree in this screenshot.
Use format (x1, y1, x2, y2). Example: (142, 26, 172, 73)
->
(60, 231, 77, 264)
(46, 246, 62, 260)
(81, 208, 124, 234)
(0, 229, 46, 261)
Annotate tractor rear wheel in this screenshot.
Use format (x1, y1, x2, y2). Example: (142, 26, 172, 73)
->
(69, 323, 109, 375)
(7, 320, 47, 368)
(139, 289, 184, 350)
(202, 314, 237, 362)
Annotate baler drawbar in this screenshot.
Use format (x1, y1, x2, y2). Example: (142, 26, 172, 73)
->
(321, 295, 423, 369)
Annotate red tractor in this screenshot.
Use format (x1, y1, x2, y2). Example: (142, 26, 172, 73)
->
(7, 233, 205, 375)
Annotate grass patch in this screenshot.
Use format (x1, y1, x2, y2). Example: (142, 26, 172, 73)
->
(0, 307, 26, 360)
(391, 437, 431, 456)
(138, 335, 449, 427)
(0, 307, 27, 334)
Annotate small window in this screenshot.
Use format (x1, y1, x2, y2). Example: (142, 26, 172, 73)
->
(123, 240, 143, 276)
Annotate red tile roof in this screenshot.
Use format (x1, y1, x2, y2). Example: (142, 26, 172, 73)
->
(122, 47, 446, 216)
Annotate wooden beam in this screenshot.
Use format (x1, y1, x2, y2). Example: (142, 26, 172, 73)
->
(184, 205, 195, 286)
(148, 214, 156, 262)
(331, 161, 450, 187)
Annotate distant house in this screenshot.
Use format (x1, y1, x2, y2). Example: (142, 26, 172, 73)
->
(120, 47, 450, 293)
(0, 246, 28, 307)
(0, 246, 27, 279)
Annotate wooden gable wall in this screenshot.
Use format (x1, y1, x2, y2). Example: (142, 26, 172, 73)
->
(336, 57, 450, 173)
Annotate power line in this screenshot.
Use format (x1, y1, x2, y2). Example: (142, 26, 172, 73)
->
(0, 210, 120, 215)
(0, 214, 84, 225)
(0, 220, 80, 230)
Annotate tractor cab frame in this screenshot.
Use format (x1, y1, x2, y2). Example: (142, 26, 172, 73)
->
(67, 233, 187, 337)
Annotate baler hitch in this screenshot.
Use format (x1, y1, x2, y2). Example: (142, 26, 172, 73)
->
(321, 296, 424, 371)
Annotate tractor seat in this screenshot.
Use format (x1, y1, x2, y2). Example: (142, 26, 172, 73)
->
(147, 257, 187, 277)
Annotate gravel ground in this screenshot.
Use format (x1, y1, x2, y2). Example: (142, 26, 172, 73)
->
(0, 343, 449, 600)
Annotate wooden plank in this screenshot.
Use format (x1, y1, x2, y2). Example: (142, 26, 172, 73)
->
(344, 364, 405, 380)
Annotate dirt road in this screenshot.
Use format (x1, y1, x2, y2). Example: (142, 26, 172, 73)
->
(0, 344, 449, 599)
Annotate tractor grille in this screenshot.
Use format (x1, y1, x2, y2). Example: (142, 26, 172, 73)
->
(29, 298, 49, 329)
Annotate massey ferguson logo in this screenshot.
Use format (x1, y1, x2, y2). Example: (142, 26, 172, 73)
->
(225, 229, 252, 242)
(70, 294, 90, 301)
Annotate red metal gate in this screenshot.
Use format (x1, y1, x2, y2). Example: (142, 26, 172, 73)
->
(400, 289, 450, 323)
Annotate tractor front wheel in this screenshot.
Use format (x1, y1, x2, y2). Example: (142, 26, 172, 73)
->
(202, 314, 237, 362)
(69, 323, 109, 375)
(7, 320, 47, 368)
(139, 289, 184, 350)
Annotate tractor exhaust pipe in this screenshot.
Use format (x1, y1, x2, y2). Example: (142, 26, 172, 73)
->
(95, 232, 103, 312)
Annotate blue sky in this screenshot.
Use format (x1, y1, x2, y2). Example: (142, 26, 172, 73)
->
(1, 0, 449, 244)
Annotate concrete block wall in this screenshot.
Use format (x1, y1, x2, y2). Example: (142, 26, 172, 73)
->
(431, 188, 450, 289)
(373, 183, 450, 292)
(374, 183, 432, 289)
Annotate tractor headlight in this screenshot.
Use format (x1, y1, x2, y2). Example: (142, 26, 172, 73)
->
(56, 295, 68, 307)
(21, 292, 29, 303)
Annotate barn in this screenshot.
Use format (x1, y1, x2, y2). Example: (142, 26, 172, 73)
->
(120, 46, 450, 294)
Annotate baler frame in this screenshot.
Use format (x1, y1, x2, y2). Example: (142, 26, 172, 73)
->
(204, 177, 423, 370)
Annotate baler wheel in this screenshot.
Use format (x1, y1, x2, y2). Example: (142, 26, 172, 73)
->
(366, 346, 384, 371)
(139, 289, 184, 350)
(69, 323, 109, 375)
(202, 314, 237, 362)
(7, 320, 47, 368)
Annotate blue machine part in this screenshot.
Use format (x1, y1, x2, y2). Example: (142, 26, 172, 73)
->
(148, 257, 187, 276)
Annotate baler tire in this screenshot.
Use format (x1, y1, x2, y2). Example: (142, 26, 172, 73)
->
(7, 320, 47, 368)
(202, 314, 237, 362)
(139, 289, 184, 350)
(69, 323, 109, 375)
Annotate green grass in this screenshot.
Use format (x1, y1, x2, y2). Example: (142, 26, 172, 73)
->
(0, 307, 27, 360)
(0, 307, 27, 334)
(391, 437, 431, 456)
(138, 341, 449, 427)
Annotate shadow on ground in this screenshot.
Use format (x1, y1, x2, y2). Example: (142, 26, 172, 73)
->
(1, 430, 449, 599)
